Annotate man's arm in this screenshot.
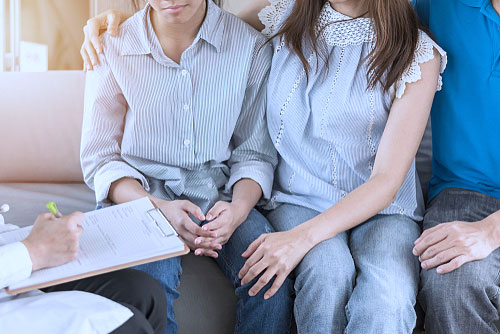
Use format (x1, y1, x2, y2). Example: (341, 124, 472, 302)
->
(0, 213, 83, 290)
(413, 210, 500, 274)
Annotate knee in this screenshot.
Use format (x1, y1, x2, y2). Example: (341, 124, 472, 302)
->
(125, 270, 167, 310)
(420, 262, 491, 310)
(295, 251, 355, 293)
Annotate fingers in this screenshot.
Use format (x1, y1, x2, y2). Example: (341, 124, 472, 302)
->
(181, 217, 215, 238)
(241, 235, 265, 259)
(241, 257, 268, 286)
(80, 45, 93, 71)
(419, 237, 453, 261)
(239, 244, 265, 280)
(421, 246, 460, 270)
(436, 255, 469, 274)
(194, 248, 219, 258)
(202, 216, 226, 232)
(248, 267, 277, 297)
(206, 201, 226, 221)
(181, 201, 205, 221)
(194, 237, 222, 250)
(413, 228, 447, 256)
(264, 272, 288, 300)
(107, 11, 121, 36)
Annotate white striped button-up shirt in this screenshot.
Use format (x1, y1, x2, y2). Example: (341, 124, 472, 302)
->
(81, 1, 276, 211)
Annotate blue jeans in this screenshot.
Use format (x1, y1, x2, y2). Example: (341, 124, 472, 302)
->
(267, 203, 421, 334)
(419, 188, 500, 334)
(135, 208, 294, 334)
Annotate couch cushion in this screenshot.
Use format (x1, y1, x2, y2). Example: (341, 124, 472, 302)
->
(0, 71, 86, 182)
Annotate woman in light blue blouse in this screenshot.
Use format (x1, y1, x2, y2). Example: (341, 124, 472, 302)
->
(235, 0, 447, 333)
(79, 0, 294, 333)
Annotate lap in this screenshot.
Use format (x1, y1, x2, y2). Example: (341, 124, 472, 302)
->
(424, 188, 500, 230)
(349, 214, 421, 292)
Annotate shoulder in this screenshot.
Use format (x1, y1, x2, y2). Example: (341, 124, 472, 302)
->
(394, 30, 447, 99)
(220, 9, 272, 58)
(99, 9, 146, 58)
(257, 0, 295, 38)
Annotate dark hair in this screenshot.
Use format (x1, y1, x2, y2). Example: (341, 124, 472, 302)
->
(272, 0, 425, 92)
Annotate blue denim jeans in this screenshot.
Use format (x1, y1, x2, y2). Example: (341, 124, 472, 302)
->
(135, 208, 294, 334)
(419, 188, 500, 334)
(266, 203, 421, 334)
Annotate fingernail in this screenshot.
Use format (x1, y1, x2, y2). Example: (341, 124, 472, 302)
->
(248, 291, 254, 297)
(195, 239, 200, 245)
(436, 268, 443, 274)
(195, 250, 200, 255)
(421, 262, 427, 269)
(206, 214, 212, 220)
(412, 248, 417, 256)
(202, 226, 208, 231)
(264, 294, 270, 300)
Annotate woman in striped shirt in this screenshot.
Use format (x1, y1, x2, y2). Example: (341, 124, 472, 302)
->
(80, 1, 294, 333)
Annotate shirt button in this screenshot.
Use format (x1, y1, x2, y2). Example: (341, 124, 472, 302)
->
(181, 69, 188, 76)
(207, 182, 213, 188)
(183, 104, 190, 111)
(183, 139, 190, 147)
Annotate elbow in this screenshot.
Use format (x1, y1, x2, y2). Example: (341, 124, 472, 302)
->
(369, 172, 405, 207)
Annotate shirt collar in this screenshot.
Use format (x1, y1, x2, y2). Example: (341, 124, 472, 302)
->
(120, 0, 224, 57)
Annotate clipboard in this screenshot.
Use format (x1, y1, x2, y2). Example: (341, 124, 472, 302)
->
(3, 197, 190, 295)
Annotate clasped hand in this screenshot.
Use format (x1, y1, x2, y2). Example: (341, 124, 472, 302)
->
(155, 199, 247, 258)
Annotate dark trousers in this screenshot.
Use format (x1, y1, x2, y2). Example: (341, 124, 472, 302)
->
(43, 269, 167, 334)
(418, 187, 500, 334)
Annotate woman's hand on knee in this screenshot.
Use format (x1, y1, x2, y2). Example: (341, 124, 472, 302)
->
(238, 230, 309, 299)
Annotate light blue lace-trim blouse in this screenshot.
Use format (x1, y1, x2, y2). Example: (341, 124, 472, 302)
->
(259, 0, 447, 220)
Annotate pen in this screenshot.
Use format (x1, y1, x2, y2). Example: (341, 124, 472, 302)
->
(46, 201, 62, 217)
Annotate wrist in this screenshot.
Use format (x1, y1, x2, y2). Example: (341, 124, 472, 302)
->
(21, 239, 43, 272)
(230, 200, 252, 225)
(291, 224, 318, 251)
(481, 216, 500, 249)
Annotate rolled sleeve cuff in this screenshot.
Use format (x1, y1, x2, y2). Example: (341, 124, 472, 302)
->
(226, 161, 274, 200)
(94, 161, 150, 206)
(0, 242, 33, 290)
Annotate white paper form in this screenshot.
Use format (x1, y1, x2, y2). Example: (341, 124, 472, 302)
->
(0, 197, 185, 291)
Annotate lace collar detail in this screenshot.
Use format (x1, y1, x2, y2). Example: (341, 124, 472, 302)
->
(318, 4, 375, 47)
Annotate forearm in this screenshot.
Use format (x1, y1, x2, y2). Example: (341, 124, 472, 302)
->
(231, 178, 262, 224)
(108, 177, 155, 204)
(295, 174, 401, 249)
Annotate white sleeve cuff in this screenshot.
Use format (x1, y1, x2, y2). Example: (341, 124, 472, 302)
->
(0, 242, 33, 290)
(226, 161, 274, 200)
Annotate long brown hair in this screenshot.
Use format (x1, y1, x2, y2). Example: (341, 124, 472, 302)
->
(272, 0, 423, 92)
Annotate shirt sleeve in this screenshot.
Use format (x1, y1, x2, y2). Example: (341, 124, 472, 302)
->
(412, 0, 430, 28)
(258, 0, 295, 38)
(0, 242, 32, 290)
(80, 46, 150, 206)
(225, 37, 277, 200)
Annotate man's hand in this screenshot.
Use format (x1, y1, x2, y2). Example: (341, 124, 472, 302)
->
(22, 212, 85, 272)
(413, 218, 500, 274)
(193, 201, 248, 258)
(155, 199, 216, 251)
(81, 9, 130, 70)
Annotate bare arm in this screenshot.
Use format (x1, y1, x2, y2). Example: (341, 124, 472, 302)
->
(239, 49, 442, 299)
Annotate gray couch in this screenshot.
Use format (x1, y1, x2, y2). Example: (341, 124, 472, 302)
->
(1, 71, 435, 333)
